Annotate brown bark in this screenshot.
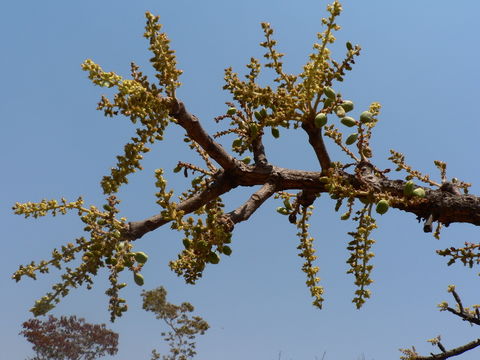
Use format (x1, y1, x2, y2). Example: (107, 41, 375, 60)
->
(125, 100, 480, 241)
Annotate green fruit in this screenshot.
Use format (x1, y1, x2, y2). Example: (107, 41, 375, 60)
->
(197, 240, 208, 249)
(323, 86, 336, 99)
(173, 165, 182, 173)
(340, 116, 356, 127)
(97, 219, 106, 225)
(340, 212, 350, 220)
(254, 111, 262, 121)
(283, 198, 292, 210)
(376, 199, 389, 215)
(360, 111, 374, 123)
(335, 106, 346, 118)
(207, 252, 220, 264)
(404, 180, 415, 196)
(241, 156, 251, 164)
(276, 207, 289, 215)
(249, 124, 258, 137)
(319, 176, 330, 183)
(359, 197, 371, 205)
(183, 239, 192, 249)
(124, 257, 134, 267)
(134, 251, 148, 264)
(133, 273, 144, 286)
(271, 127, 280, 138)
(232, 138, 242, 148)
(314, 113, 328, 128)
(323, 98, 334, 108)
(103, 204, 112, 211)
(340, 100, 354, 112)
(412, 188, 426, 197)
(346, 41, 353, 50)
(118, 283, 127, 289)
(260, 108, 267, 118)
(345, 133, 358, 145)
(222, 245, 232, 256)
(227, 107, 236, 115)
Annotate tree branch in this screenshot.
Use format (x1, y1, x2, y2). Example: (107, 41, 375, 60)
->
(222, 181, 278, 231)
(301, 121, 331, 172)
(251, 135, 269, 167)
(413, 338, 480, 360)
(126, 170, 237, 240)
(126, 164, 480, 241)
(168, 99, 237, 170)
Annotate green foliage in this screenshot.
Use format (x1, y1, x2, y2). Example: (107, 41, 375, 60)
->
(346, 206, 376, 309)
(169, 197, 231, 284)
(142, 287, 209, 360)
(11, 1, 478, 334)
(297, 205, 324, 308)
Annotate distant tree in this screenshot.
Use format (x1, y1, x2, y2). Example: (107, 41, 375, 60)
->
(20, 315, 118, 360)
(11, 0, 480, 358)
(142, 286, 209, 360)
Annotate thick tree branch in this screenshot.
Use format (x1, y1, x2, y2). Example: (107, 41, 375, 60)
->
(301, 121, 331, 172)
(251, 136, 268, 166)
(126, 163, 480, 241)
(168, 99, 237, 170)
(122, 99, 480, 243)
(222, 181, 278, 231)
(125, 170, 237, 240)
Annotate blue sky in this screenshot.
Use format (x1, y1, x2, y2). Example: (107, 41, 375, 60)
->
(2, 1, 480, 359)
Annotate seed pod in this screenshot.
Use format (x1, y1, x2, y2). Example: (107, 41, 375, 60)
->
(124, 257, 134, 267)
(134, 251, 148, 264)
(404, 180, 415, 196)
(241, 156, 251, 164)
(271, 127, 280, 138)
(340, 116, 356, 127)
(323, 87, 336, 99)
(323, 99, 334, 109)
(412, 188, 426, 197)
(198, 240, 208, 250)
(345, 133, 358, 145)
(207, 252, 220, 264)
(283, 198, 292, 210)
(314, 113, 328, 128)
(340, 100, 354, 113)
(249, 123, 258, 137)
(227, 107, 237, 115)
(222, 245, 232, 256)
(133, 273, 144, 286)
(359, 197, 371, 205)
(335, 106, 346, 118)
(232, 138, 242, 148)
(376, 199, 389, 215)
(360, 111, 374, 123)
